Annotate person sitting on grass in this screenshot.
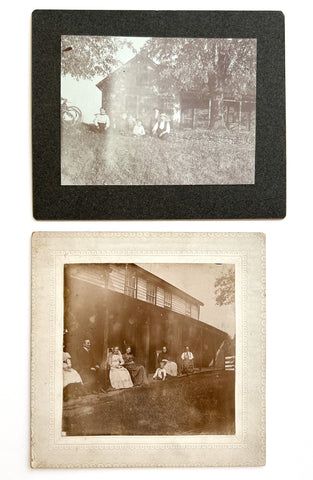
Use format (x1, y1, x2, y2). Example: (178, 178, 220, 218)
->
(93, 108, 110, 134)
(133, 119, 145, 137)
(152, 113, 170, 140)
(153, 360, 167, 381)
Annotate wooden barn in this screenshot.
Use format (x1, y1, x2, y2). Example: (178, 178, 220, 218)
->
(64, 263, 229, 374)
(96, 52, 255, 131)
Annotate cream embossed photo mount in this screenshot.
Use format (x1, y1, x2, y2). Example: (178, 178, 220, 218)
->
(31, 232, 266, 467)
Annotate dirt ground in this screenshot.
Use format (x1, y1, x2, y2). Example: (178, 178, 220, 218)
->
(61, 125, 255, 185)
(62, 370, 235, 436)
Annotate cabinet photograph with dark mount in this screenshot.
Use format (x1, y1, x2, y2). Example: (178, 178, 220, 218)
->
(32, 11, 285, 219)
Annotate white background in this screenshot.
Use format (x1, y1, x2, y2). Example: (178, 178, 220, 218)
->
(1, 1, 313, 478)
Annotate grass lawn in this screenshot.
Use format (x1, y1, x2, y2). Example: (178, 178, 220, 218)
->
(63, 370, 235, 436)
(61, 125, 255, 185)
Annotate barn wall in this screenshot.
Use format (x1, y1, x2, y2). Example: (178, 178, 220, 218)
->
(64, 264, 229, 376)
(64, 271, 227, 374)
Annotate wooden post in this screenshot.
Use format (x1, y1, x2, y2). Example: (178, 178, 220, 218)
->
(100, 304, 109, 388)
(208, 98, 212, 128)
(143, 316, 150, 373)
(238, 101, 242, 132)
(248, 105, 251, 131)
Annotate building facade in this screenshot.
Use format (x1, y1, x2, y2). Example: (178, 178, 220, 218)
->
(96, 52, 255, 131)
(64, 263, 228, 373)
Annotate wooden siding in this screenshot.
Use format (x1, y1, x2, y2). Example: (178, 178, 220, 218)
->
(172, 294, 186, 316)
(156, 287, 165, 308)
(137, 277, 147, 302)
(69, 264, 202, 320)
(191, 304, 199, 320)
(107, 265, 126, 295)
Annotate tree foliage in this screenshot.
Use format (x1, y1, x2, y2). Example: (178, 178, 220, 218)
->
(214, 268, 235, 306)
(61, 36, 133, 80)
(144, 38, 256, 128)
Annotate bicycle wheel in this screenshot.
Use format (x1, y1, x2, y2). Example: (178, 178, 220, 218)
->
(61, 106, 82, 126)
(68, 106, 82, 124)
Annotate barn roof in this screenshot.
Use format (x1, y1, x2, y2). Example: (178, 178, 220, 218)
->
(132, 264, 204, 307)
(96, 51, 158, 91)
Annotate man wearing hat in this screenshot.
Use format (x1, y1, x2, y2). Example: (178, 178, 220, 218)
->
(152, 112, 171, 140)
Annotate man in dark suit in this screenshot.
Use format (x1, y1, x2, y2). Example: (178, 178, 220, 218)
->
(77, 339, 100, 392)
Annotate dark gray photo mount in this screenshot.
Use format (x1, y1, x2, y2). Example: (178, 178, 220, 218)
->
(32, 10, 285, 220)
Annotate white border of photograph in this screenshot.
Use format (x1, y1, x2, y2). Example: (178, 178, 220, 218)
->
(31, 232, 265, 468)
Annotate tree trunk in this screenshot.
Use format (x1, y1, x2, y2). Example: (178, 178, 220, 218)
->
(209, 87, 227, 130)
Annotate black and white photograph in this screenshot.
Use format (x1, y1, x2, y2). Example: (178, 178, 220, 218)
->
(61, 36, 256, 186)
(62, 262, 236, 436)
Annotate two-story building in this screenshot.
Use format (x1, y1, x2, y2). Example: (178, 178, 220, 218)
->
(64, 263, 228, 373)
(96, 52, 255, 132)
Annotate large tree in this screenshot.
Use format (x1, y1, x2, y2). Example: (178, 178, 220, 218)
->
(61, 36, 133, 80)
(144, 38, 256, 129)
(214, 268, 235, 306)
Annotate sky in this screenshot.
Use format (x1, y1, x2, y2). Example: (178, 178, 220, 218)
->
(137, 263, 236, 337)
(61, 36, 149, 123)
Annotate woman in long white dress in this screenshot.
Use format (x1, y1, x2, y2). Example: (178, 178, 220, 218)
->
(108, 346, 133, 390)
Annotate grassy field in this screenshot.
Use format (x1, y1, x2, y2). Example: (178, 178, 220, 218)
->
(63, 371, 235, 436)
(61, 125, 255, 185)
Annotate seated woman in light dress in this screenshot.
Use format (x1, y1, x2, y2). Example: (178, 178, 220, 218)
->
(158, 346, 178, 377)
(108, 346, 133, 390)
(63, 352, 84, 399)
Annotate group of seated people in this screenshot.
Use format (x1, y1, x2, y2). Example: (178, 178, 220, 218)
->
(92, 107, 171, 140)
(63, 338, 195, 399)
(153, 345, 195, 381)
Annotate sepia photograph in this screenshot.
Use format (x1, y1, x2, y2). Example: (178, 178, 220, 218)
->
(62, 263, 236, 436)
(31, 232, 265, 467)
(61, 36, 256, 186)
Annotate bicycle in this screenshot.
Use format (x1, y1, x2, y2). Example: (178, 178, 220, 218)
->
(61, 97, 82, 127)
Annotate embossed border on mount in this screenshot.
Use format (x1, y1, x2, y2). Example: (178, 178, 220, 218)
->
(31, 232, 266, 468)
(32, 10, 286, 220)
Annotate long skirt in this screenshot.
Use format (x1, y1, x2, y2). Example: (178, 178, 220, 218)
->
(182, 358, 194, 374)
(127, 364, 148, 386)
(109, 367, 133, 389)
(63, 368, 83, 388)
(164, 361, 178, 377)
